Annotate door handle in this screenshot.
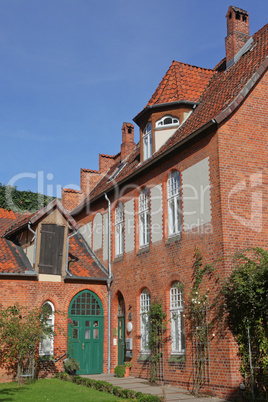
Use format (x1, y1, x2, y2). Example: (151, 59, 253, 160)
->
(82, 343, 84, 350)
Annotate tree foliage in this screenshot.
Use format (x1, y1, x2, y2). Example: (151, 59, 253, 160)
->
(223, 248, 268, 396)
(0, 183, 54, 212)
(0, 304, 56, 381)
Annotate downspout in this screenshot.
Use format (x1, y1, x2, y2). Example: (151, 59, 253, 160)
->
(28, 223, 37, 267)
(65, 230, 78, 277)
(104, 193, 112, 374)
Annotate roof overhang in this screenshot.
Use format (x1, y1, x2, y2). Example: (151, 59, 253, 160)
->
(4, 198, 79, 238)
(133, 100, 197, 126)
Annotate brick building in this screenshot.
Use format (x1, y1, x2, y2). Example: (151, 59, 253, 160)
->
(0, 6, 267, 397)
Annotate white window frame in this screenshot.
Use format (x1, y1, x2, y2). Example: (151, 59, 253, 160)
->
(139, 188, 150, 248)
(115, 202, 124, 256)
(143, 122, 152, 160)
(39, 301, 55, 356)
(167, 171, 181, 237)
(170, 283, 185, 354)
(156, 115, 179, 128)
(140, 288, 151, 353)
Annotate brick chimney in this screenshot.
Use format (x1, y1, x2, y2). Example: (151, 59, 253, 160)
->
(225, 6, 250, 65)
(121, 122, 135, 161)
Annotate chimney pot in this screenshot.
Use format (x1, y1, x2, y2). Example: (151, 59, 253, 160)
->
(225, 6, 250, 65)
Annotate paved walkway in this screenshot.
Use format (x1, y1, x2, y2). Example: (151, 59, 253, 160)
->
(82, 374, 227, 402)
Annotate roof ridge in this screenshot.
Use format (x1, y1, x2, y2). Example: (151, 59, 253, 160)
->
(172, 60, 214, 71)
(99, 152, 120, 159)
(81, 168, 101, 173)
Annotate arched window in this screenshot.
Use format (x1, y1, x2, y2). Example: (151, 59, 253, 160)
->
(140, 288, 151, 353)
(139, 188, 150, 247)
(143, 122, 152, 160)
(167, 171, 181, 236)
(170, 283, 185, 354)
(115, 202, 124, 256)
(39, 301, 55, 356)
(156, 115, 179, 128)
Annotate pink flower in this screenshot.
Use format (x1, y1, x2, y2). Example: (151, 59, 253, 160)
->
(68, 318, 72, 324)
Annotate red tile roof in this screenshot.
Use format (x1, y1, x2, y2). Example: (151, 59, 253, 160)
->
(0, 209, 29, 273)
(147, 61, 215, 106)
(0, 207, 108, 279)
(71, 22, 268, 215)
(68, 234, 108, 279)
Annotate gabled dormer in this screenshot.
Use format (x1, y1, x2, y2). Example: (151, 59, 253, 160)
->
(2, 199, 109, 282)
(133, 61, 214, 162)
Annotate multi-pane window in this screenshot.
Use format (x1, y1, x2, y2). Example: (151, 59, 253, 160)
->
(170, 283, 185, 354)
(167, 171, 181, 236)
(39, 301, 55, 356)
(140, 288, 151, 353)
(143, 122, 152, 160)
(115, 202, 124, 256)
(139, 188, 150, 247)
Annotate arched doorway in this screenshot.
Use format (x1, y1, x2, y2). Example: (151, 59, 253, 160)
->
(68, 290, 103, 374)
(118, 295, 125, 365)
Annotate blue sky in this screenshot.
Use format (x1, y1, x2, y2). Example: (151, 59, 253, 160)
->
(0, 0, 267, 197)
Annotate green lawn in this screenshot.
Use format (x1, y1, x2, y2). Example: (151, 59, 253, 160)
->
(0, 379, 124, 401)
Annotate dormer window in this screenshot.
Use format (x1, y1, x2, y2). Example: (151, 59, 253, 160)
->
(156, 115, 179, 128)
(143, 122, 152, 161)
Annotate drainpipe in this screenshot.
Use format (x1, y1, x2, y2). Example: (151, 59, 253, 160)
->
(65, 230, 78, 277)
(104, 193, 112, 374)
(28, 223, 37, 267)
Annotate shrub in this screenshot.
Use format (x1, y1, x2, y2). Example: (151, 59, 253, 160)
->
(63, 357, 80, 374)
(112, 386, 122, 396)
(137, 394, 162, 402)
(114, 364, 125, 378)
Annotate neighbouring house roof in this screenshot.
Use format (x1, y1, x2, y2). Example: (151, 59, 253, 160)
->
(0, 204, 109, 280)
(71, 22, 268, 216)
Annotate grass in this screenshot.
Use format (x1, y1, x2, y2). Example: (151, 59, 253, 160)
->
(0, 378, 124, 401)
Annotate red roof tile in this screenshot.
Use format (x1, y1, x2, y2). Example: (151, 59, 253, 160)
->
(68, 234, 108, 279)
(147, 61, 215, 106)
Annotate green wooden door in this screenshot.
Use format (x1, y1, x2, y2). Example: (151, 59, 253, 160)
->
(68, 290, 103, 374)
(118, 296, 125, 365)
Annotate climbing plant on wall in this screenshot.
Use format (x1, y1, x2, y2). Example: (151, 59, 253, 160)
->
(188, 249, 215, 395)
(148, 301, 167, 383)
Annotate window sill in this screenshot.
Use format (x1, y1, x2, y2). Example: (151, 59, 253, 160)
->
(136, 245, 150, 256)
(165, 234, 181, 245)
(138, 353, 150, 363)
(113, 255, 124, 263)
(168, 354, 185, 364)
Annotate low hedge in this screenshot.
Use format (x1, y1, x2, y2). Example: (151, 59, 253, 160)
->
(54, 372, 163, 401)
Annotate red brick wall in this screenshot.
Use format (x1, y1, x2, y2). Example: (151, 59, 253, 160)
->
(76, 129, 237, 397)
